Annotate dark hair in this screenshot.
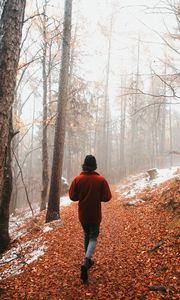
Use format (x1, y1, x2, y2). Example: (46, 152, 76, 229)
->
(82, 155, 97, 172)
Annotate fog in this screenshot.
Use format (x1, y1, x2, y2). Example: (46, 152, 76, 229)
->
(11, 0, 180, 211)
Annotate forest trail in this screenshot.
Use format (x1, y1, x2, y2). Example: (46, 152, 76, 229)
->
(0, 184, 179, 300)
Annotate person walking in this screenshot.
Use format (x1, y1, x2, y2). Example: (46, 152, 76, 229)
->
(69, 155, 112, 283)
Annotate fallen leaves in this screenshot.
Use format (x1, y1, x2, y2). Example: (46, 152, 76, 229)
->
(0, 181, 179, 299)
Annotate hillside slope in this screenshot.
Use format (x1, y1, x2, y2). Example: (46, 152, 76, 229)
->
(0, 169, 179, 300)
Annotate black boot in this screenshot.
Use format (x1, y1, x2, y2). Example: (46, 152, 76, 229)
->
(80, 264, 88, 284)
(80, 258, 94, 283)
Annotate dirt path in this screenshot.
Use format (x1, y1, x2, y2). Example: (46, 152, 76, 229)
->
(0, 190, 179, 299)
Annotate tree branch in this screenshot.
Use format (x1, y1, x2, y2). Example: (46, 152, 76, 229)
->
(24, 13, 45, 24)
(12, 148, 34, 216)
(119, 86, 180, 99)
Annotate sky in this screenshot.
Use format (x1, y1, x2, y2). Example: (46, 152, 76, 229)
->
(21, 0, 179, 123)
(76, 0, 179, 116)
(76, 0, 176, 83)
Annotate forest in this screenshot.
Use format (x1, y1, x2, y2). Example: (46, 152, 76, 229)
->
(0, 0, 179, 299)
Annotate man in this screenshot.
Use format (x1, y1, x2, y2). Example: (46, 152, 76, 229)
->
(69, 155, 112, 283)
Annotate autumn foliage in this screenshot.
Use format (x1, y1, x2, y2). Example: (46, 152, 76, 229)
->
(0, 179, 179, 299)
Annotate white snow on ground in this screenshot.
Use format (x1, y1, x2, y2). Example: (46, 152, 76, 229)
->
(116, 167, 180, 199)
(25, 246, 46, 264)
(1, 169, 179, 280)
(0, 238, 47, 280)
(42, 225, 53, 233)
(9, 196, 72, 239)
(9, 206, 40, 239)
(60, 196, 72, 207)
(0, 196, 72, 280)
(0, 263, 23, 279)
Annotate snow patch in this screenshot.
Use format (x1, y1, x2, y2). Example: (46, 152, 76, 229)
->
(0, 264, 23, 279)
(60, 196, 72, 207)
(116, 167, 180, 199)
(25, 246, 45, 264)
(0, 197, 72, 280)
(42, 225, 53, 233)
(9, 206, 40, 239)
(9, 197, 71, 240)
(0, 237, 47, 280)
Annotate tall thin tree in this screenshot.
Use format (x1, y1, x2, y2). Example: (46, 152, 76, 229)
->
(46, 0, 72, 222)
(102, 14, 113, 177)
(40, 1, 49, 211)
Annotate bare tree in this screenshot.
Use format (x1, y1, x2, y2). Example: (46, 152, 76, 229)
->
(0, 0, 26, 253)
(119, 77, 127, 179)
(99, 14, 113, 178)
(46, 0, 72, 222)
(40, 1, 49, 211)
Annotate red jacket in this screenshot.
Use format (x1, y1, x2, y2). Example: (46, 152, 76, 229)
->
(69, 171, 112, 224)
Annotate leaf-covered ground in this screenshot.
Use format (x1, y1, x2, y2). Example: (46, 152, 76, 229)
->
(0, 180, 179, 300)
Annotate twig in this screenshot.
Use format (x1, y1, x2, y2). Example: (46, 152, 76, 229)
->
(149, 240, 164, 252)
(12, 148, 34, 216)
(14, 125, 32, 150)
(24, 13, 45, 24)
(17, 58, 39, 71)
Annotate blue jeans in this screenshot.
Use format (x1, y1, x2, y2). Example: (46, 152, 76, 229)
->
(81, 224, 100, 253)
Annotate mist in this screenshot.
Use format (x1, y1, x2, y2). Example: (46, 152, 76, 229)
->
(1, 0, 180, 211)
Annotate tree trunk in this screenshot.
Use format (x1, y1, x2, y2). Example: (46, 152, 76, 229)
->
(130, 35, 140, 173)
(66, 128, 72, 182)
(159, 57, 167, 168)
(159, 100, 166, 168)
(169, 103, 173, 167)
(10, 93, 19, 214)
(65, 21, 77, 182)
(119, 79, 126, 179)
(151, 75, 157, 167)
(0, 0, 26, 252)
(0, 114, 15, 252)
(40, 4, 49, 212)
(28, 96, 35, 202)
(46, 0, 72, 222)
(102, 15, 113, 177)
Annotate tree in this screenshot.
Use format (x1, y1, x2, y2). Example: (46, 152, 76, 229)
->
(99, 13, 113, 178)
(40, 1, 49, 211)
(39, 3, 63, 211)
(0, 0, 26, 253)
(119, 77, 127, 179)
(46, 0, 72, 222)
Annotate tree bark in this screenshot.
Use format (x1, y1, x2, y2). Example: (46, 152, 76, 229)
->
(10, 93, 19, 214)
(0, 113, 13, 252)
(102, 15, 113, 177)
(130, 35, 140, 173)
(40, 3, 49, 212)
(119, 78, 127, 179)
(46, 0, 72, 222)
(0, 0, 26, 252)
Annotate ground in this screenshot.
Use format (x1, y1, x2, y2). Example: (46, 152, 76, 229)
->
(0, 175, 179, 300)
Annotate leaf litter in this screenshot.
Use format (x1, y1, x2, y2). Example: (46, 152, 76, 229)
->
(0, 169, 179, 299)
